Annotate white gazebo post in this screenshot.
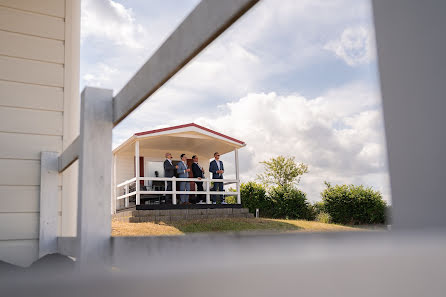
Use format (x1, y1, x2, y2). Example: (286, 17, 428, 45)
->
(135, 140, 140, 205)
(112, 153, 117, 214)
(172, 177, 177, 205)
(235, 148, 241, 204)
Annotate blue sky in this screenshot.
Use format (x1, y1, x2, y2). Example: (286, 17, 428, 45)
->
(80, 0, 390, 202)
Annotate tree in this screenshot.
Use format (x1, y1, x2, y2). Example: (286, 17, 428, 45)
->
(257, 156, 308, 188)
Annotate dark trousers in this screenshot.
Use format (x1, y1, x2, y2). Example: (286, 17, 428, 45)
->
(195, 181, 205, 202)
(211, 181, 224, 203)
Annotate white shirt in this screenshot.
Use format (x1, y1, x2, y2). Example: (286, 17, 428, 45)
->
(215, 159, 220, 170)
(183, 161, 187, 173)
(167, 159, 172, 165)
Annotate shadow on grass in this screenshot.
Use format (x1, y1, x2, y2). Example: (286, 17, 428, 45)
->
(165, 218, 303, 233)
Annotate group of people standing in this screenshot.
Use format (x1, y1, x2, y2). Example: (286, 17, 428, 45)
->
(163, 152, 225, 204)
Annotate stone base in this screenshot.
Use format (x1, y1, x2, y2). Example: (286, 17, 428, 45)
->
(113, 207, 253, 223)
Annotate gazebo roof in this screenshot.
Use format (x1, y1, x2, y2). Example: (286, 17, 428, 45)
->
(113, 123, 245, 159)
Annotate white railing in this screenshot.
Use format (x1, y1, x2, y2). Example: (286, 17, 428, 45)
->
(116, 177, 241, 208)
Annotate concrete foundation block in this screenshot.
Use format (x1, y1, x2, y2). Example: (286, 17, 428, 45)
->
(156, 216, 171, 223)
(187, 209, 200, 215)
(167, 209, 184, 216)
(170, 215, 187, 221)
(158, 210, 169, 216)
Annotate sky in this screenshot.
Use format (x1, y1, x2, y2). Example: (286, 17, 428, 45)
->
(80, 0, 391, 203)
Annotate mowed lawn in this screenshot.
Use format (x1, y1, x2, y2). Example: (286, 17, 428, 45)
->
(112, 218, 358, 236)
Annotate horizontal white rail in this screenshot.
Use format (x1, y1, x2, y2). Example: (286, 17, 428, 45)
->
(117, 177, 137, 188)
(115, 176, 241, 206)
(138, 177, 238, 183)
(117, 191, 238, 199)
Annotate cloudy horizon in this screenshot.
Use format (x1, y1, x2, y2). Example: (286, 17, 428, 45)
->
(80, 0, 391, 203)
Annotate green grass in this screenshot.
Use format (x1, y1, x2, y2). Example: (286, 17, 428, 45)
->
(112, 218, 359, 236)
(170, 218, 302, 233)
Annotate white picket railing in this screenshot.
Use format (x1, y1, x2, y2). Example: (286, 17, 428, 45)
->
(116, 177, 240, 208)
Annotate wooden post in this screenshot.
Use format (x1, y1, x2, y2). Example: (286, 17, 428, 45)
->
(206, 180, 211, 204)
(124, 184, 129, 208)
(77, 87, 113, 267)
(235, 149, 241, 204)
(172, 177, 177, 205)
(112, 153, 117, 214)
(39, 151, 59, 258)
(135, 140, 140, 205)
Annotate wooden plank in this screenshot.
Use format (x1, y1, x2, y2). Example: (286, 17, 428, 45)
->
(39, 152, 59, 257)
(0, 80, 63, 111)
(0, 106, 63, 135)
(0, 6, 64, 40)
(0, 213, 39, 240)
(0, 30, 64, 63)
(0, 132, 62, 159)
(77, 87, 113, 264)
(0, 0, 65, 18)
(58, 136, 79, 172)
(0, 159, 40, 186)
(113, 0, 260, 125)
(0, 56, 64, 87)
(0, 239, 38, 267)
(0, 185, 62, 213)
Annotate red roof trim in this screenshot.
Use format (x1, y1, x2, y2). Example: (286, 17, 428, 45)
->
(134, 123, 245, 145)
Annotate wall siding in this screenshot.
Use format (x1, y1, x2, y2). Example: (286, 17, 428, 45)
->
(0, 6, 64, 40)
(0, 0, 65, 18)
(0, 30, 64, 64)
(0, 0, 73, 267)
(0, 56, 64, 87)
(0, 132, 62, 159)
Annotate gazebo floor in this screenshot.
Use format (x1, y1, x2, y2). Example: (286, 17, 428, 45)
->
(135, 203, 243, 210)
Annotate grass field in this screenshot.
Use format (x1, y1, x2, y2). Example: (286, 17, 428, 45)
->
(112, 218, 359, 236)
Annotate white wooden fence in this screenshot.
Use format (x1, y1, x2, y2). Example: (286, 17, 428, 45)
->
(116, 177, 241, 208)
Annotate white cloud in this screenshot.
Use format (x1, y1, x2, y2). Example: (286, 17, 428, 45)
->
(191, 82, 390, 202)
(82, 63, 119, 87)
(324, 26, 376, 66)
(81, 0, 147, 49)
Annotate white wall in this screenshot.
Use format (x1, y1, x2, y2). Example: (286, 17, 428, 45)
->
(0, 0, 80, 266)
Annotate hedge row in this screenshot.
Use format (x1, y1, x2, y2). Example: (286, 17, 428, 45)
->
(240, 182, 314, 220)
(240, 182, 387, 225)
(320, 184, 387, 225)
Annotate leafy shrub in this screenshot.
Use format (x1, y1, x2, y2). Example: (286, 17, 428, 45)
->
(240, 182, 273, 217)
(268, 185, 313, 220)
(315, 212, 332, 224)
(225, 195, 237, 204)
(312, 201, 326, 214)
(321, 184, 387, 225)
(225, 188, 237, 204)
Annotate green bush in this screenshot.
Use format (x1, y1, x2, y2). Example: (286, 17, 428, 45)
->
(312, 201, 326, 214)
(321, 184, 387, 225)
(268, 185, 313, 220)
(240, 182, 272, 217)
(315, 212, 332, 224)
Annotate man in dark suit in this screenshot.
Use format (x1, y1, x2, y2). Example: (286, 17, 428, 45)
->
(163, 152, 176, 204)
(209, 152, 225, 204)
(191, 155, 205, 203)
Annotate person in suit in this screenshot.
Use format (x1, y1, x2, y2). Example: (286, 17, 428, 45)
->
(191, 155, 205, 203)
(163, 152, 177, 204)
(177, 153, 191, 204)
(209, 152, 225, 204)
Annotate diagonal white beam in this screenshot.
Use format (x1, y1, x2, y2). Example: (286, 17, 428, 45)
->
(113, 0, 260, 126)
(58, 136, 80, 172)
